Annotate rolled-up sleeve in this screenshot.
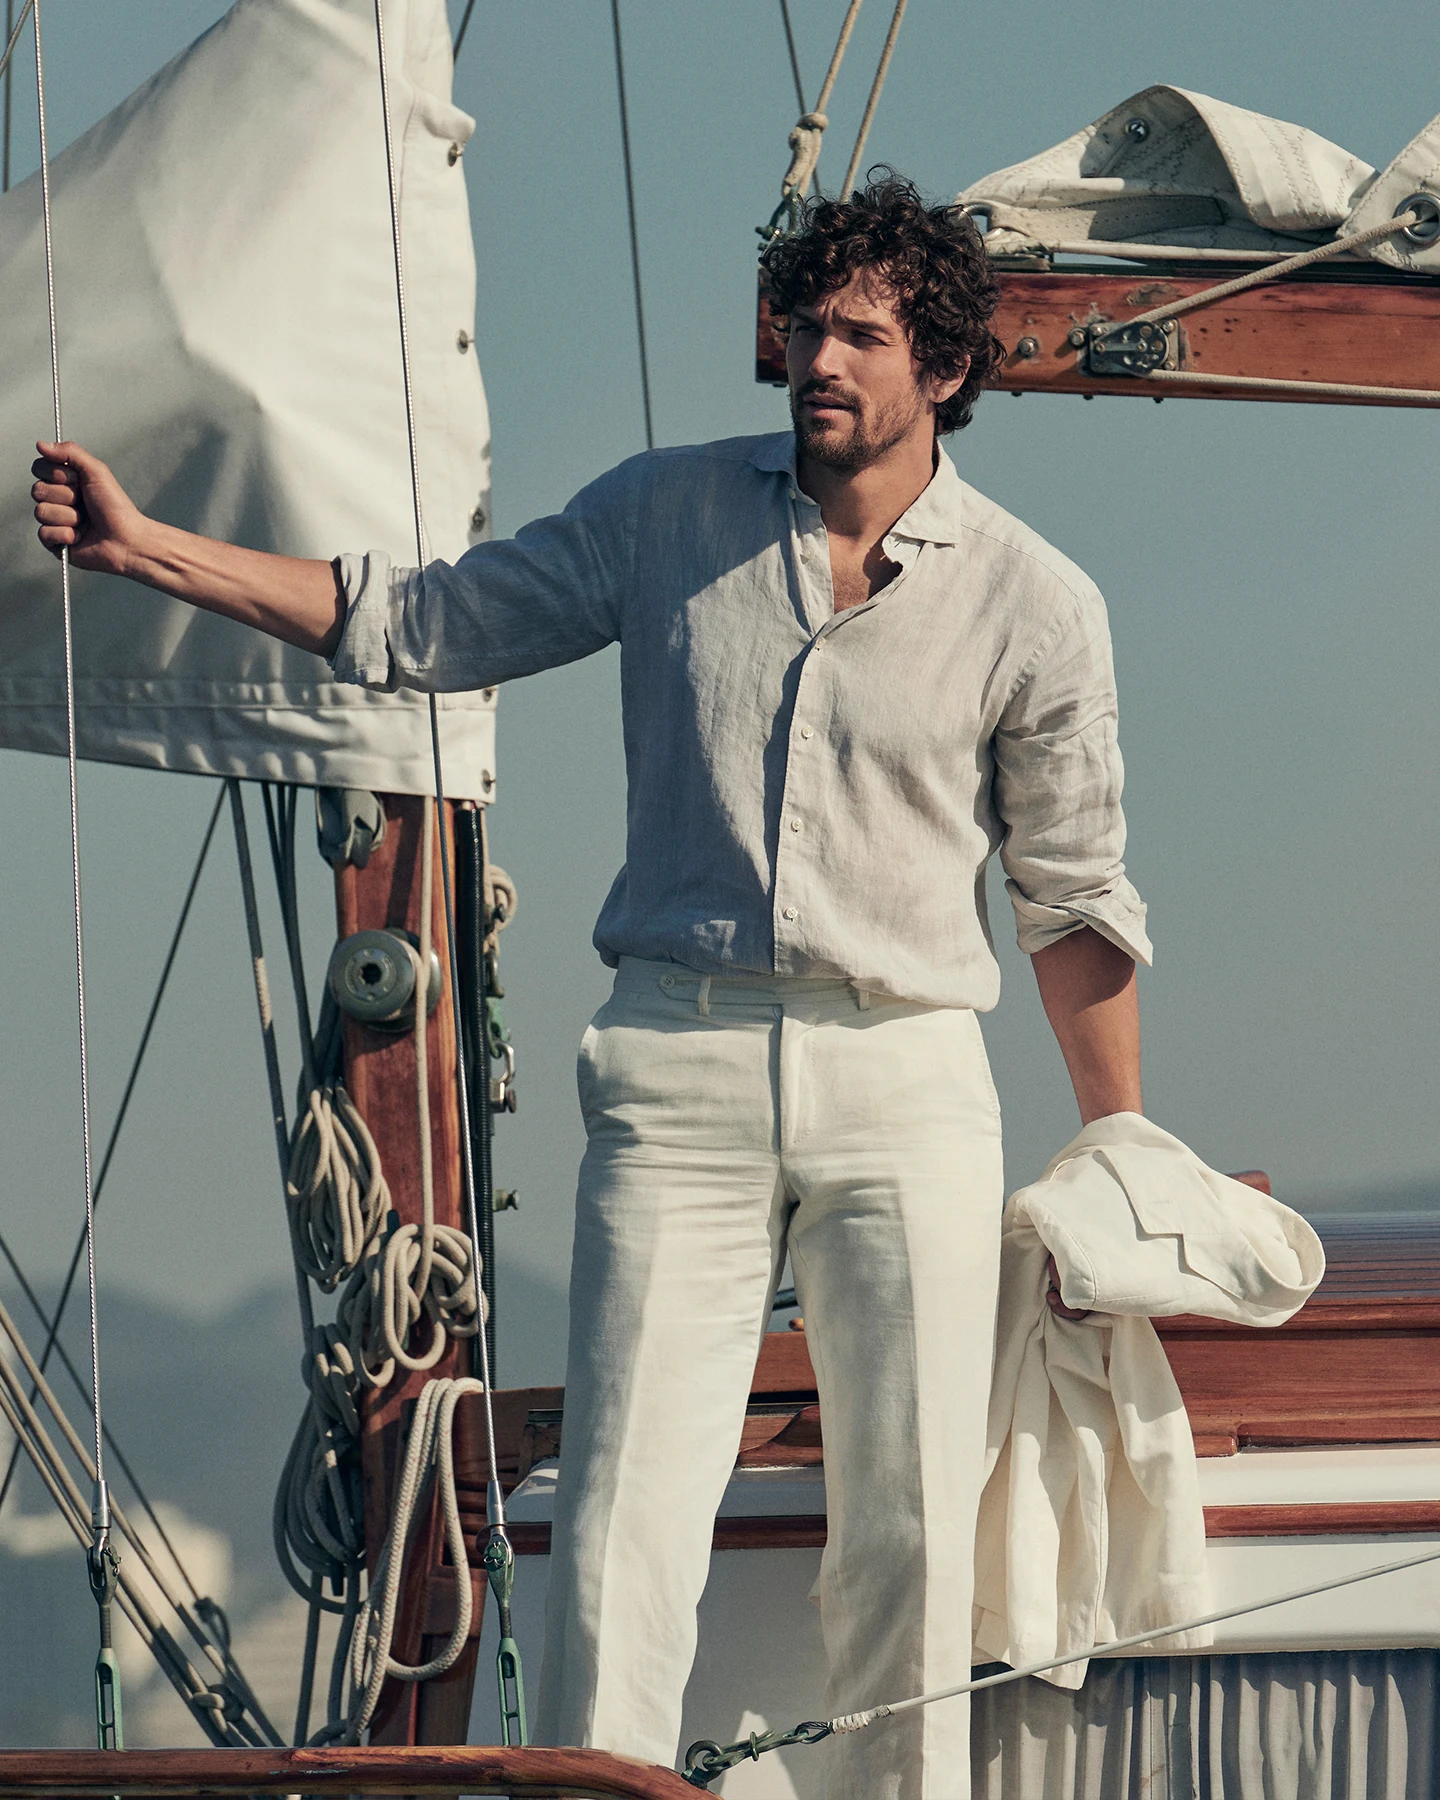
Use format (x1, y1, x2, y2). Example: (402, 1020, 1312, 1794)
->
(329, 461, 634, 692)
(993, 582, 1153, 966)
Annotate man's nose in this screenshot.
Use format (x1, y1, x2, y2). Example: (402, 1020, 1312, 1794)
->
(807, 332, 844, 379)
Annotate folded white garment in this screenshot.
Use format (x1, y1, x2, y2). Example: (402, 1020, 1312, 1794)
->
(972, 1112, 1325, 1688)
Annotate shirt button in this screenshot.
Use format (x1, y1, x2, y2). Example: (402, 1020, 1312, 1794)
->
(800, 725, 814, 740)
(782, 906, 797, 921)
(790, 818, 802, 832)
(660, 974, 675, 988)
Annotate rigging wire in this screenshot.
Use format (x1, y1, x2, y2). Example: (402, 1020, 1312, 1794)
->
(451, 0, 477, 60)
(2, 0, 29, 191)
(777, 0, 805, 119)
(609, 0, 653, 450)
(370, 0, 523, 1738)
(837, 0, 907, 200)
(0, 784, 225, 1519)
(30, 0, 121, 1748)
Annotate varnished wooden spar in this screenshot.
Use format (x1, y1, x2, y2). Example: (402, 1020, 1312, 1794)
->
(755, 267, 1440, 405)
(333, 795, 480, 1744)
(0, 1746, 698, 1799)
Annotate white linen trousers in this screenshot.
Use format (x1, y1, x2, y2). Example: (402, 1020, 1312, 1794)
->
(535, 958, 1006, 1800)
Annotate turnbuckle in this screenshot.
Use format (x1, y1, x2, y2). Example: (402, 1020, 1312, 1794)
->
(87, 1480, 124, 1751)
(481, 1519, 528, 1746)
(683, 1718, 832, 1789)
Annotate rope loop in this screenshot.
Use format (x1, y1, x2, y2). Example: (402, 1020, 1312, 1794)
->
(285, 1080, 389, 1290)
(341, 1376, 485, 1740)
(781, 110, 828, 197)
(338, 1220, 481, 1390)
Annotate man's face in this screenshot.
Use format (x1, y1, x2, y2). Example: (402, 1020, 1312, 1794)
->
(786, 270, 952, 472)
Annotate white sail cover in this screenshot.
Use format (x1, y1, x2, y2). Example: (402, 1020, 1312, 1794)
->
(0, 0, 496, 798)
(960, 85, 1440, 273)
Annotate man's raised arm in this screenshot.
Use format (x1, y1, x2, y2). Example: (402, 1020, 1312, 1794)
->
(31, 441, 345, 657)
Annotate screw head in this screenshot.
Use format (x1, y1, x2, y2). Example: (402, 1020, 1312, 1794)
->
(1067, 327, 1087, 348)
(457, 329, 473, 353)
(1016, 335, 1041, 359)
(448, 141, 463, 166)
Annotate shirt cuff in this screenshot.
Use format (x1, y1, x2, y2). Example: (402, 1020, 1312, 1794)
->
(1007, 877, 1153, 966)
(329, 551, 398, 689)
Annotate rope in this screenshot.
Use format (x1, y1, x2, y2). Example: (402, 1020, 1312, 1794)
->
(286, 1081, 389, 1290)
(684, 1538, 1440, 1785)
(1042, 240, 1296, 264)
(452, 0, 477, 60)
(610, 0, 653, 450)
(0, 785, 224, 1517)
(777, 0, 805, 114)
(1146, 367, 1440, 405)
(333, 1377, 484, 1742)
(1099, 210, 1422, 335)
(837, 0, 907, 201)
(0, 0, 31, 97)
(761, 0, 860, 243)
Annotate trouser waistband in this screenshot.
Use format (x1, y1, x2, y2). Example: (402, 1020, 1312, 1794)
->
(613, 955, 878, 1014)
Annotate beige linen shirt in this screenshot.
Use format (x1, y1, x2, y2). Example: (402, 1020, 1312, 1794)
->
(331, 431, 1150, 1008)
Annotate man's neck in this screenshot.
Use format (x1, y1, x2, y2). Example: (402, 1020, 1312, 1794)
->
(795, 431, 939, 545)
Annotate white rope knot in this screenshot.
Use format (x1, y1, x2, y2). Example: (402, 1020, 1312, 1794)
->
(339, 1219, 481, 1390)
(782, 111, 829, 197)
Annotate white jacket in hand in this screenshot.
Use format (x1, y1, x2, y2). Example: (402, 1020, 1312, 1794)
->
(972, 1113, 1325, 1687)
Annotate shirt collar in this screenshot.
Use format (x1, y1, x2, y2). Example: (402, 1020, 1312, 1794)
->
(750, 432, 964, 546)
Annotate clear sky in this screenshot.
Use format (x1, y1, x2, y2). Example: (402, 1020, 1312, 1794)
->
(0, 0, 1436, 1387)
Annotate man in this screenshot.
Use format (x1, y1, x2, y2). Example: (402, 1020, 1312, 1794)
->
(33, 174, 1148, 1798)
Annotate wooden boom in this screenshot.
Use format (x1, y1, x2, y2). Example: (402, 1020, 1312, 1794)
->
(756, 265, 1440, 405)
(0, 1747, 698, 1799)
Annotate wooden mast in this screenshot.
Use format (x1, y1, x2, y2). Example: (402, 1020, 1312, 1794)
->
(333, 793, 484, 1745)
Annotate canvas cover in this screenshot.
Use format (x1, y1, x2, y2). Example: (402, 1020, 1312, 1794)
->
(960, 85, 1440, 274)
(0, 0, 496, 797)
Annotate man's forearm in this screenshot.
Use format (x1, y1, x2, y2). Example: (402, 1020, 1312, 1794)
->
(32, 440, 346, 658)
(123, 518, 345, 657)
(1031, 925, 1141, 1124)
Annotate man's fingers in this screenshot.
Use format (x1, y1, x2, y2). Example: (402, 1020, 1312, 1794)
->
(35, 501, 82, 528)
(31, 459, 79, 489)
(35, 437, 102, 475)
(32, 480, 80, 507)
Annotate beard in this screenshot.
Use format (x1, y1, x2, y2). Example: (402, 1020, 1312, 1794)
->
(789, 379, 928, 472)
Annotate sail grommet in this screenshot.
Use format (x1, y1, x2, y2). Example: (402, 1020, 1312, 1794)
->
(1396, 194, 1440, 247)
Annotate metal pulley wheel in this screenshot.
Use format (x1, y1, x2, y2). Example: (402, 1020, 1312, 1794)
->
(328, 928, 442, 1029)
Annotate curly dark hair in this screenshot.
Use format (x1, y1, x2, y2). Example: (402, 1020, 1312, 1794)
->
(761, 170, 1005, 434)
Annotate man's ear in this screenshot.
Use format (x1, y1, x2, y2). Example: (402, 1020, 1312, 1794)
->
(927, 358, 970, 407)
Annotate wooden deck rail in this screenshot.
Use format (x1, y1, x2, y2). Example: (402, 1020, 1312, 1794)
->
(0, 1746, 699, 1799)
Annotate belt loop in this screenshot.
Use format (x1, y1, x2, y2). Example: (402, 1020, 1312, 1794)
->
(696, 975, 712, 1017)
(852, 982, 871, 1011)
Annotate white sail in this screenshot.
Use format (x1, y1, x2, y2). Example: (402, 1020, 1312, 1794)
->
(959, 85, 1379, 257)
(0, 0, 496, 798)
